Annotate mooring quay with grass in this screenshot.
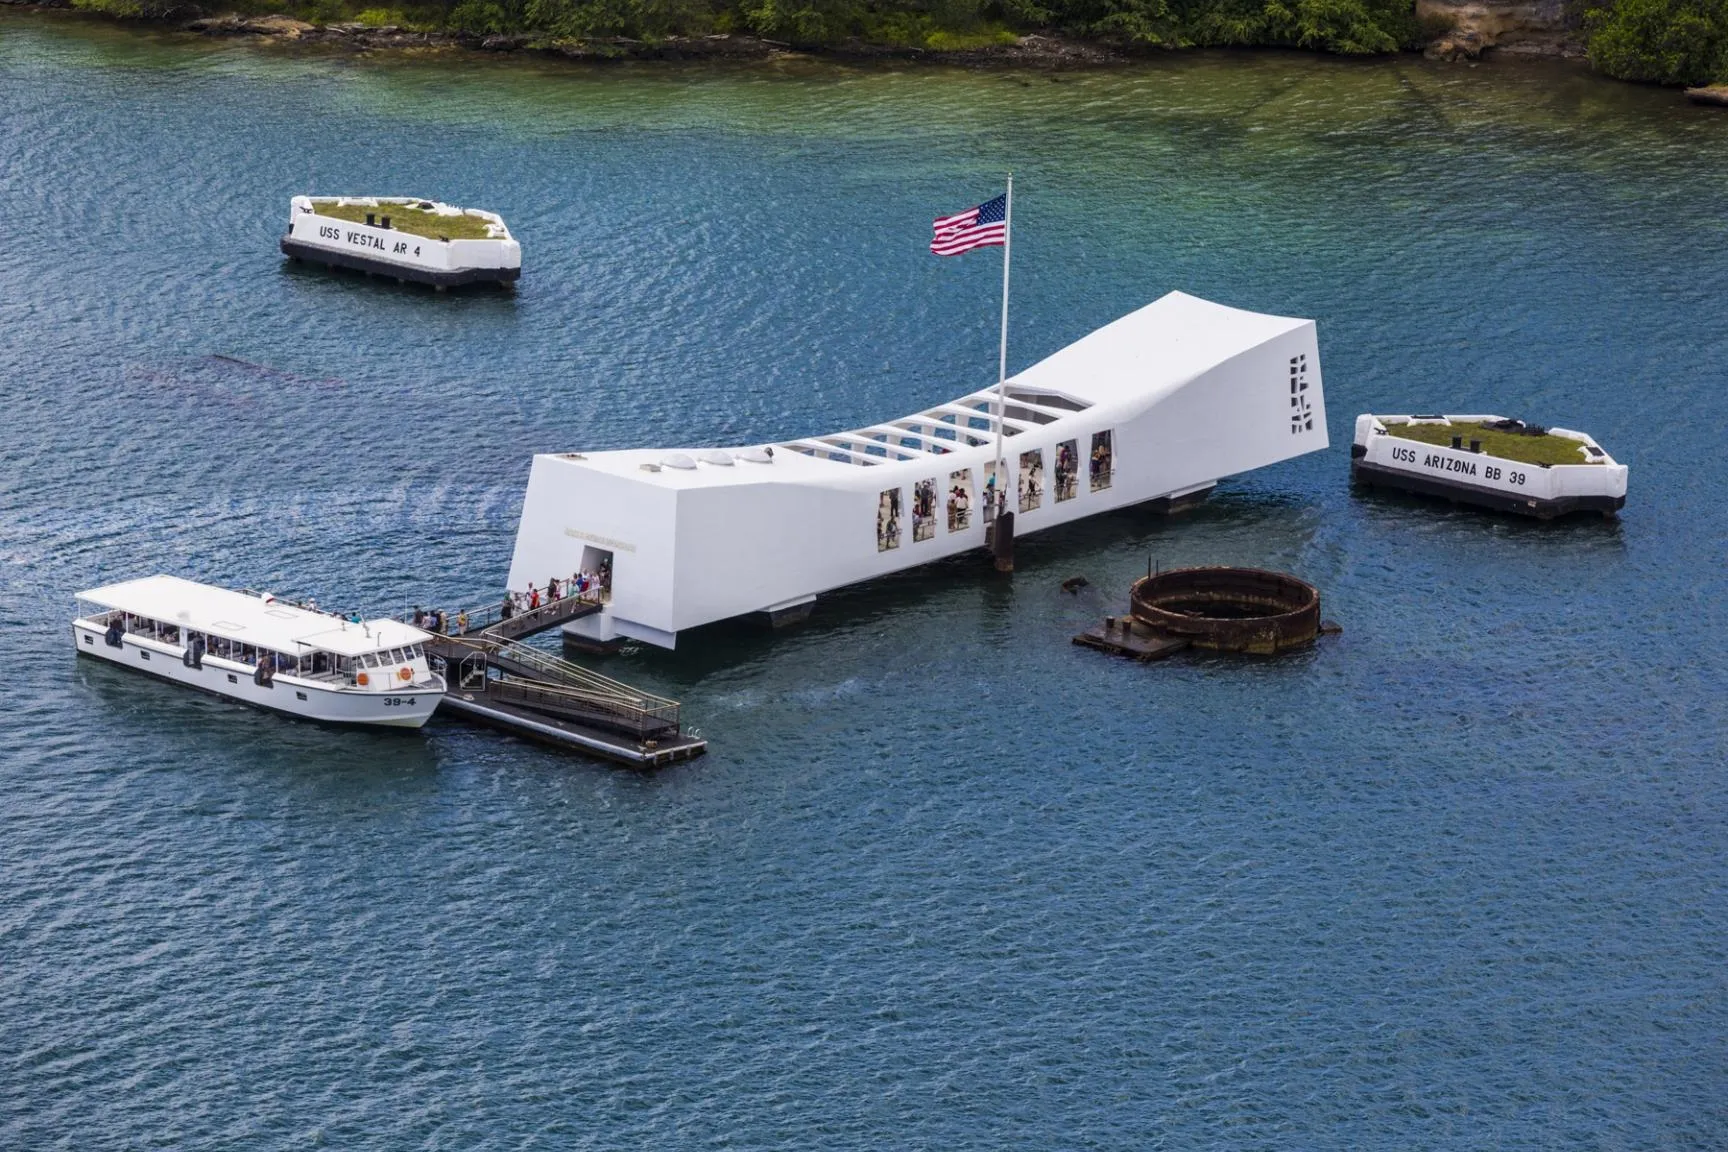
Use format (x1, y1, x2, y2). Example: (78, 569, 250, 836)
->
(281, 196, 521, 288)
(1351, 413, 1627, 519)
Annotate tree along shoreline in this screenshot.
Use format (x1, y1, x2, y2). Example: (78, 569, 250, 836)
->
(1, 4, 1133, 63)
(4, 0, 1724, 90)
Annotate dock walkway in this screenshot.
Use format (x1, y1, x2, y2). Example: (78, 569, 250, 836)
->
(416, 591, 706, 767)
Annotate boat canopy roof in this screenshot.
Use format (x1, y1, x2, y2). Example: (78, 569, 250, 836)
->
(76, 575, 430, 656)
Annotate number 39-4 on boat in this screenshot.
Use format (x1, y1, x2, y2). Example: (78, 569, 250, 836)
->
(72, 575, 447, 728)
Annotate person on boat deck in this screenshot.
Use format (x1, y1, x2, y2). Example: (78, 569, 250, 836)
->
(500, 593, 514, 620)
(548, 577, 560, 600)
(528, 586, 540, 610)
(348, 611, 361, 624)
(456, 610, 469, 634)
(412, 606, 425, 627)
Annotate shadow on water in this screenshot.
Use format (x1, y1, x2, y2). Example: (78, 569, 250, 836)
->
(1350, 481, 1629, 551)
(279, 256, 522, 304)
(71, 655, 442, 782)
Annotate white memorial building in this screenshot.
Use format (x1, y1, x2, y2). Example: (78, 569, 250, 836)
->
(506, 291, 1328, 650)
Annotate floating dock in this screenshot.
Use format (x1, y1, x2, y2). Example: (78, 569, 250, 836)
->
(420, 592, 706, 767)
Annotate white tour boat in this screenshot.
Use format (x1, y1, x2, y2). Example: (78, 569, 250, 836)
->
(505, 290, 1330, 649)
(73, 576, 447, 727)
(281, 195, 521, 288)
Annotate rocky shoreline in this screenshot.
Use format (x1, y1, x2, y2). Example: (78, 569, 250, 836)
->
(1416, 0, 1584, 62)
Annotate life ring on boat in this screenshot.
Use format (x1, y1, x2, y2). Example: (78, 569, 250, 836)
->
(356, 671, 370, 687)
(398, 666, 413, 682)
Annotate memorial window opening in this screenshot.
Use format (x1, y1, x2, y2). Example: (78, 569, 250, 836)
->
(876, 487, 902, 552)
(947, 469, 973, 532)
(1018, 449, 1044, 513)
(1055, 440, 1078, 502)
(912, 479, 936, 542)
(1090, 431, 1114, 492)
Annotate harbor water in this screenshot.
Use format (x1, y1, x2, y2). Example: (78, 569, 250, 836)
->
(2, 19, 1726, 1147)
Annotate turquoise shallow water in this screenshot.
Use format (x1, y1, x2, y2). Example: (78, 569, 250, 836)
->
(2, 18, 1727, 1147)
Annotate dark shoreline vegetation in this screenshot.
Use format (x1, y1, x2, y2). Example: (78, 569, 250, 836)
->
(7, 0, 1728, 86)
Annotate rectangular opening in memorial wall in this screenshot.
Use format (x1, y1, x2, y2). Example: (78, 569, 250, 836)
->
(1019, 449, 1044, 513)
(913, 478, 936, 542)
(947, 469, 973, 531)
(983, 461, 1005, 523)
(1055, 439, 1078, 502)
(1090, 430, 1114, 492)
(876, 487, 902, 552)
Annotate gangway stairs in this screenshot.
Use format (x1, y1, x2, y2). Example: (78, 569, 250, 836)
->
(441, 590, 604, 644)
(418, 592, 704, 767)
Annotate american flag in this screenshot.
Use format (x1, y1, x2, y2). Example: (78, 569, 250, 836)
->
(931, 193, 1007, 256)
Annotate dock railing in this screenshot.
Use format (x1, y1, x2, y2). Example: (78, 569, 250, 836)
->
(488, 638, 680, 725)
(491, 675, 681, 740)
(400, 586, 606, 641)
(426, 632, 682, 738)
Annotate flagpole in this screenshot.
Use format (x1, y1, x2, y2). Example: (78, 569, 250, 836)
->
(995, 173, 1012, 482)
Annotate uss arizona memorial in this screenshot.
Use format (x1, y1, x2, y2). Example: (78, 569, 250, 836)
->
(507, 291, 1329, 650)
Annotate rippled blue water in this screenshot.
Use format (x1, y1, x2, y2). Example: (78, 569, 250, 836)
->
(3, 17, 1726, 1147)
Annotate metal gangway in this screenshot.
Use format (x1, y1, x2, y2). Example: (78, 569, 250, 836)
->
(417, 588, 606, 644)
(410, 591, 692, 753)
(438, 634, 683, 742)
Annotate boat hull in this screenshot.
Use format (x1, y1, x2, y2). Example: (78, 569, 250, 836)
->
(73, 624, 442, 728)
